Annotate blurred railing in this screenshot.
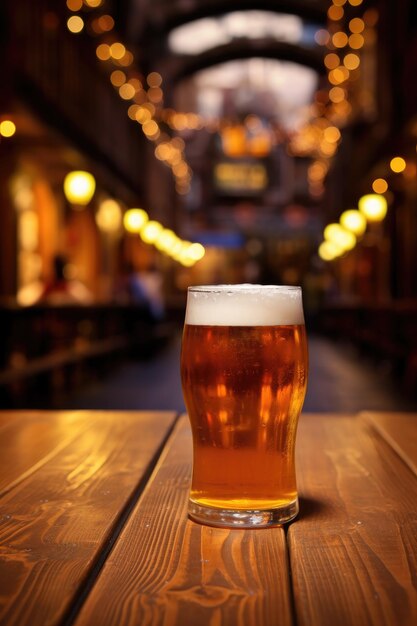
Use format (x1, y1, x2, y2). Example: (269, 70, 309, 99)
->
(0, 304, 175, 407)
(318, 300, 417, 396)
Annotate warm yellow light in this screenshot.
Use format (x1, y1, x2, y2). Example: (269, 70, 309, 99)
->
(110, 70, 126, 87)
(349, 18, 365, 33)
(390, 156, 406, 173)
(96, 199, 122, 233)
(332, 32, 349, 48)
(85, 0, 102, 7)
(66, 0, 83, 10)
(323, 126, 341, 143)
(135, 107, 152, 124)
(147, 72, 162, 88)
(340, 209, 367, 236)
(0, 120, 16, 137)
(186, 243, 205, 261)
(320, 141, 337, 157)
(97, 15, 114, 32)
(343, 53, 360, 70)
(118, 51, 134, 67)
(155, 229, 178, 252)
(127, 105, 139, 120)
(18, 210, 39, 251)
(178, 248, 197, 266)
(154, 143, 172, 160)
(119, 83, 136, 100)
(348, 0, 363, 5)
(123, 209, 148, 233)
(110, 43, 126, 60)
(329, 87, 346, 103)
(358, 194, 388, 222)
(308, 160, 328, 182)
(175, 242, 194, 265)
(172, 162, 189, 178)
(63, 171, 96, 205)
(333, 0, 347, 6)
(96, 43, 111, 60)
(325, 54, 342, 71)
(148, 87, 163, 103)
(169, 239, 185, 260)
(349, 34, 364, 49)
(128, 78, 142, 91)
(372, 178, 388, 193)
(67, 15, 84, 33)
(318, 241, 343, 261)
(324, 223, 356, 250)
(328, 67, 349, 85)
(140, 220, 163, 244)
(328, 5, 344, 21)
(142, 120, 160, 139)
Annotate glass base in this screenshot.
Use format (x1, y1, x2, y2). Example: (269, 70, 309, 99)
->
(188, 498, 299, 528)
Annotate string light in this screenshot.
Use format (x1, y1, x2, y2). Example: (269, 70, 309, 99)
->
(123, 209, 149, 233)
(340, 210, 366, 236)
(372, 178, 388, 193)
(66, 0, 83, 11)
(0, 120, 16, 137)
(63, 171, 96, 205)
(390, 157, 406, 173)
(67, 15, 84, 33)
(358, 194, 388, 222)
(65, 0, 377, 271)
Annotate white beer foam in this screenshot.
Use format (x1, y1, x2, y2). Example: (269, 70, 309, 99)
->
(185, 284, 305, 326)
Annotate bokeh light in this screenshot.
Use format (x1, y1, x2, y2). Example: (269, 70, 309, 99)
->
(96, 199, 122, 233)
(67, 16, 84, 34)
(390, 157, 406, 173)
(63, 171, 96, 205)
(324, 223, 356, 250)
(140, 220, 163, 244)
(372, 178, 388, 193)
(340, 209, 367, 236)
(123, 209, 149, 233)
(0, 120, 16, 137)
(358, 194, 388, 222)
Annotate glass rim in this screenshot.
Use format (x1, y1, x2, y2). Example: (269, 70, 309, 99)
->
(188, 284, 302, 293)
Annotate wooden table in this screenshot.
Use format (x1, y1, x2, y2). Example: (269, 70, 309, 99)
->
(0, 410, 416, 626)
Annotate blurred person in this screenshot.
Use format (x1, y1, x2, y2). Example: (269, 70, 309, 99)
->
(129, 263, 165, 321)
(38, 255, 93, 305)
(115, 261, 165, 321)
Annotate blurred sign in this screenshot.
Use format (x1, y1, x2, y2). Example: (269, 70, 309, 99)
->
(214, 160, 268, 195)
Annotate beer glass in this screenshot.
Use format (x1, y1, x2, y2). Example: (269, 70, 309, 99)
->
(181, 284, 308, 528)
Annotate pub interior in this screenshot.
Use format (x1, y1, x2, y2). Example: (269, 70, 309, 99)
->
(0, 0, 417, 411)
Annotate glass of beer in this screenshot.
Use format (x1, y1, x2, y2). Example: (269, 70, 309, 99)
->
(181, 284, 308, 528)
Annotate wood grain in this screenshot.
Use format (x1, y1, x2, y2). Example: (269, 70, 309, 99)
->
(288, 413, 417, 626)
(0, 410, 177, 626)
(0, 411, 100, 496)
(360, 412, 417, 477)
(74, 415, 293, 626)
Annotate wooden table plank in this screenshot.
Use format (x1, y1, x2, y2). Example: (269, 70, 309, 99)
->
(360, 412, 417, 477)
(0, 411, 101, 496)
(74, 415, 293, 626)
(0, 411, 177, 626)
(288, 413, 417, 626)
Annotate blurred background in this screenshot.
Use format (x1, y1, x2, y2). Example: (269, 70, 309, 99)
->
(0, 0, 416, 412)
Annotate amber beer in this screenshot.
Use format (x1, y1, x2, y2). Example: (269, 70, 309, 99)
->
(181, 285, 308, 528)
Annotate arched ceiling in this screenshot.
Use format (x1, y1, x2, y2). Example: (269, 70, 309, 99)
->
(171, 39, 324, 83)
(127, 0, 328, 38)
(121, 0, 328, 80)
